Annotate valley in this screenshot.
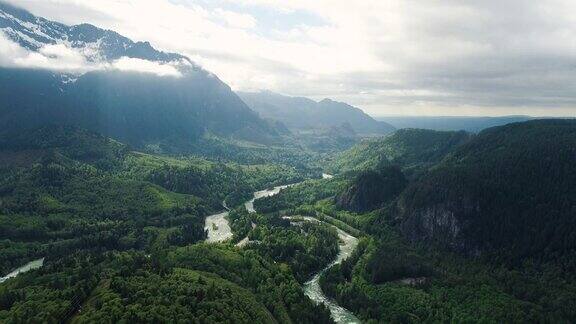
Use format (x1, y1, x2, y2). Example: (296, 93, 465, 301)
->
(204, 180, 362, 323)
(1, 105, 575, 323)
(0, 2, 575, 323)
(288, 216, 360, 324)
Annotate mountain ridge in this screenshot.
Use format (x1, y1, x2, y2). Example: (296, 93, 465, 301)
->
(0, 2, 280, 150)
(0, 1, 188, 64)
(238, 90, 396, 135)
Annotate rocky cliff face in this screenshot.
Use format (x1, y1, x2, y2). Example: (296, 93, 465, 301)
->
(398, 190, 481, 255)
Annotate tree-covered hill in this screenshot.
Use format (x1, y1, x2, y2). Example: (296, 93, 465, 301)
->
(0, 125, 313, 275)
(330, 129, 472, 213)
(335, 166, 408, 213)
(329, 128, 472, 176)
(398, 119, 576, 265)
(0, 125, 335, 323)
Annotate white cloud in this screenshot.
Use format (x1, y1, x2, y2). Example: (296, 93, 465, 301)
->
(214, 9, 256, 29)
(4, 0, 576, 116)
(0, 31, 28, 64)
(0, 32, 98, 71)
(110, 57, 182, 77)
(0, 32, 182, 77)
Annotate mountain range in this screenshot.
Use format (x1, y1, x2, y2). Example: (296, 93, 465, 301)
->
(238, 91, 396, 135)
(0, 2, 279, 151)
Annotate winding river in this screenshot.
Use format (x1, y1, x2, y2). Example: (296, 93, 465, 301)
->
(204, 183, 297, 243)
(204, 174, 361, 323)
(304, 228, 360, 324)
(284, 216, 361, 324)
(244, 184, 293, 213)
(4, 175, 359, 322)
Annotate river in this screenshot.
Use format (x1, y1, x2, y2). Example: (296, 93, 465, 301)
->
(322, 173, 334, 179)
(244, 184, 293, 213)
(284, 216, 361, 324)
(204, 183, 296, 243)
(204, 176, 360, 323)
(0, 258, 45, 284)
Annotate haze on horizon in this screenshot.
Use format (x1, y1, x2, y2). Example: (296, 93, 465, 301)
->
(2, 0, 576, 118)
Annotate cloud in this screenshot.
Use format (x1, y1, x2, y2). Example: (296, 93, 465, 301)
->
(0, 32, 182, 77)
(214, 9, 256, 29)
(4, 0, 576, 116)
(110, 57, 182, 77)
(0, 31, 27, 64)
(0, 32, 97, 71)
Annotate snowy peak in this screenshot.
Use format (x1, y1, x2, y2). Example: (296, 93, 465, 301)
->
(0, 1, 189, 65)
(0, 2, 67, 50)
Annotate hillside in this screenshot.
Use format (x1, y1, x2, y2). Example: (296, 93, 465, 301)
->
(335, 166, 407, 213)
(249, 119, 576, 323)
(330, 128, 472, 176)
(0, 125, 335, 323)
(0, 2, 279, 150)
(398, 120, 576, 265)
(238, 91, 395, 135)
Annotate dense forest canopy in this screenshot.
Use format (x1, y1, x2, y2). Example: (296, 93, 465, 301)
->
(329, 128, 472, 177)
(1, 4, 575, 323)
(399, 120, 576, 264)
(237, 120, 576, 323)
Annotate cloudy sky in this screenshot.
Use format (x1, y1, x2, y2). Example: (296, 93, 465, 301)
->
(4, 0, 576, 117)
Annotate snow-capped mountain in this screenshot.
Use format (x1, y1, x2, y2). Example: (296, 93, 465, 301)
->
(0, 2, 280, 150)
(0, 1, 185, 64)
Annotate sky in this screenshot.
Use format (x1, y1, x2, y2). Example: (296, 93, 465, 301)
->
(3, 0, 576, 117)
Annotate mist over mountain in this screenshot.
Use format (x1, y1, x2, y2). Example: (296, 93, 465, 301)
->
(1, 1, 576, 323)
(0, 2, 279, 150)
(0, 2, 185, 63)
(238, 91, 396, 135)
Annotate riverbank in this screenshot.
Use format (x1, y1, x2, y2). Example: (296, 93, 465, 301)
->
(284, 216, 361, 324)
(204, 183, 299, 243)
(204, 176, 361, 323)
(0, 258, 45, 284)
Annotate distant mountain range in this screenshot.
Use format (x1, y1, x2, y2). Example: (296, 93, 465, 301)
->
(376, 115, 535, 132)
(0, 2, 279, 150)
(238, 91, 396, 135)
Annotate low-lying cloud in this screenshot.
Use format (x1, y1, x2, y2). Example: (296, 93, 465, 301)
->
(0, 32, 182, 77)
(111, 57, 182, 77)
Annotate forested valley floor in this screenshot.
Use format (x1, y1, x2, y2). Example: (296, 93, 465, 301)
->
(2, 120, 576, 323)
